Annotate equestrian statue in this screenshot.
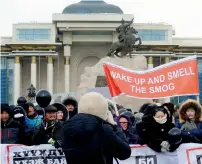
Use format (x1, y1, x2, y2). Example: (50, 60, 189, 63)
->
(27, 84, 36, 103)
(107, 18, 142, 58)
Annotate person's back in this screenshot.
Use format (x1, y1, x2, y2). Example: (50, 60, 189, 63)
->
(62, 92, 131, 164)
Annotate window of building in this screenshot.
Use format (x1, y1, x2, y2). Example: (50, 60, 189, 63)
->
(0, 58, 14, 104)
(198, 59, 202, 103)
(1, 57, 7, 69)
(1, 69, 7, 103)
(137, 29, 168, 41)
(16, 29, 51, 41)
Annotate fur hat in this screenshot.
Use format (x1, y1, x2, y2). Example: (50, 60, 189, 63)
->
(1, 104, 11, 115)
(62, 97, 78, 107)
(179, 99, 202, 123)
(78, 92, 108, 120)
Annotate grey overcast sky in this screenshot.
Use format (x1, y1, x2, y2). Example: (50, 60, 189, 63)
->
(0, 0, 202, 37)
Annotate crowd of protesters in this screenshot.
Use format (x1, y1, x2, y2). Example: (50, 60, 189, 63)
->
(1, 91, 202, 163)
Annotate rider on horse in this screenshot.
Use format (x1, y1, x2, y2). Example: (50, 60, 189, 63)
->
(116, 18, 134, 44)
(27, 84, 36, 98)
(107, 18, 141, 58)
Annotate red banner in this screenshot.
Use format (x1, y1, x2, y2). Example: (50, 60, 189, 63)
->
(103, 56, 199, 99)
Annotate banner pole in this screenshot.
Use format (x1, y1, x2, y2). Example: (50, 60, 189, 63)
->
(196, 95, 200, 103)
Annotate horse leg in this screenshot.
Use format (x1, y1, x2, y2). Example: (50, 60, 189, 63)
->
(107, 52, 111, 57)
(107, 49, 112, 56)
(114, 51, 121, 58)
(129, 47, 133, 58)
(137, 37, 142, 45)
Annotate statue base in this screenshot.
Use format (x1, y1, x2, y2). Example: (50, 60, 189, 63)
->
(77, 55, 153, 112)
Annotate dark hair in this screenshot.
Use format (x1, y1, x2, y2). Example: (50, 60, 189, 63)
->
(126, 108, 132, 112)
(162, 102, 175, 113)
(139, 103, 152, 114)
(153, 106, 168, 117)
(44, 105, 57, 113)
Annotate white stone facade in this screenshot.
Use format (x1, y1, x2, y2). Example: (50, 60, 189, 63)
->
(1, 13, 202, 103)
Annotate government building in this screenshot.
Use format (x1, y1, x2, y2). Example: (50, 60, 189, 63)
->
(1, 0, 202, 105)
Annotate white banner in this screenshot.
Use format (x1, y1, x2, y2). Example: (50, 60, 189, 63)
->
(1, 144, 202, 164)
(177, 144, 202, 164)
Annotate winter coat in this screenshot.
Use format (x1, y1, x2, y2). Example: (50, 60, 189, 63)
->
(32, 120, 63, 145)
(120, 111, 136, 126)
(136, 114, 176, 152)
(1, 119, 25, 144)
(116, 114, 139, 144)
(62, 113, 131, 164)
(13, 106, 30, 132)
(62, 97, 78, 119)
(23, 102, 43, 132)
(25, 115, 43, 133)
(175, 99, 202, 143)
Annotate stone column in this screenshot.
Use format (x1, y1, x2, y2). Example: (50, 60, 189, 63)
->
(197, 96, 200, 103)
(164, 56, 170, 103)
(47, 56, 53, 94)
(14, 56, 21, 104)
(65, 56, 70, 92)
(64, 45, 71, 92)
(31, 56, 37, 87)
(148, 56, 154, 69)
(164, 56, 170, 64)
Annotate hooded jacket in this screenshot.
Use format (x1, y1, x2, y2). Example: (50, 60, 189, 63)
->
(175, 99, 202, 143)
(52, 103, 68, 121)
(62, 97, 78, 119)
(13, 106, 33, 133)
(136, 105, 176, 152)
(24, 103, 43, 132)
(1, 104, 25, 144)
(117, 114, 139, 144)
(62, 92, 131, 164)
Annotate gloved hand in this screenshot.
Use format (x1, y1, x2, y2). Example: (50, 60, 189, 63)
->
(161, 147, 168, 152)
(106, 111, 117, 125)
(48, 138, 55, 145)
(160, 141, 170, 152)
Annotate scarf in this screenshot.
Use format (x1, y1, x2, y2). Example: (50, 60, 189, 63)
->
(28, 112, 37, 119)
(181, 120, 197, 131)
(153, 114, 167, 124)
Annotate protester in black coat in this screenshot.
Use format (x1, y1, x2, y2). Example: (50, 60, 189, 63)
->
(62, 92, 131, 164)
(52, 103, 69, 121)
(1, 104, 25, 144)
(62, 97, 78, 119)
(32, 105, 63, 147)
(136, 104, 179, 152)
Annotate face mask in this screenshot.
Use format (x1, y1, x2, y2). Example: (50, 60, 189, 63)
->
(153, 115, 167, 124)
(14, 113, 24, 118)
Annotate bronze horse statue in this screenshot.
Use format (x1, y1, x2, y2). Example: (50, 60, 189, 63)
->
(107, 21, 142, 58)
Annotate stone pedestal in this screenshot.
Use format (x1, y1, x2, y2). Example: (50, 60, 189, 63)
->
(77, 55, 153, 112)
